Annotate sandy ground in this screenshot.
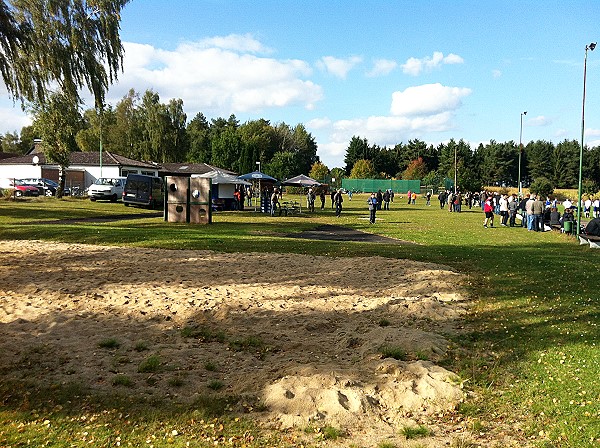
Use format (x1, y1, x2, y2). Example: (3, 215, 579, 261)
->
(0, 239, 499, 447)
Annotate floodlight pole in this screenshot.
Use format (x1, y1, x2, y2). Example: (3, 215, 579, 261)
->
(518, 111, 527, 198)
(577, 42, 596, 238)
(256, 161, 261, 211)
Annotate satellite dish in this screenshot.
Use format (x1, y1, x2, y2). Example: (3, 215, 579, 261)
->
(32, 155, 39, 165)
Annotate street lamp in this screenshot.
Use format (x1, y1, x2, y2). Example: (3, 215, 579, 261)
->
(256, 161, 261, 211)
(577, 42, 596, 238)
(518, 111, 527, 198)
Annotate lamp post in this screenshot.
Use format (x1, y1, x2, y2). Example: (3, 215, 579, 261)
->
(518, 111, 527, 198)
(454, 144, 457, 194)
(256, 161, 261, 211)
(577, 42, 596, 238)
(99, 107, 103, 178)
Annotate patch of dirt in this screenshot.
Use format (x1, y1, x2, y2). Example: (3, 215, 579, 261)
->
(288, 224, 415, 244)
(0, 240, 515, 447)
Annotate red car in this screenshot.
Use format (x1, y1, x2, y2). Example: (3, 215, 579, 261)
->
(0, 179, 40, 197)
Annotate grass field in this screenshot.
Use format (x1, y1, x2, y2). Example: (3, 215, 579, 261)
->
(1, 194, 599, 447)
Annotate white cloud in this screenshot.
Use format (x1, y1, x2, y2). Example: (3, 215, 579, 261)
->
(401, 51, 464, 76)
(0, 104, 32, 134)
(317, 56, 363, 79)
(306, 117, 332, 129)
(527, 115, 551, 127)
(492, 69, 502, 78)
(197, 33, 272, 53)
(587, 139, 600, 148)
(390, 83, 472, 117)
(585, 128, 600, 137)
(107, 38, 323, 115)
(366, 59, 397, 77)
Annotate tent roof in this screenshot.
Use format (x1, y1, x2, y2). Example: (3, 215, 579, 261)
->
(281, 174, 321, 187)
(193, 170, 251, 185)
(238, 170, 277, 181)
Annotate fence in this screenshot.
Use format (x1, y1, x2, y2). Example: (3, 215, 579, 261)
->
(341, 179, 421, 193)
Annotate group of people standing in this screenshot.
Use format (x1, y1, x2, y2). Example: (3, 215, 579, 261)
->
(481, 192, 580, 232)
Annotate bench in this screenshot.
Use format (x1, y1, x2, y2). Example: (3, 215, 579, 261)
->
(578, 234, 600, 248)
(280, 201, 301, 216)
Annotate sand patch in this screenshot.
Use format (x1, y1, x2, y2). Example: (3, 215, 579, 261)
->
(0, 239, 471, 446)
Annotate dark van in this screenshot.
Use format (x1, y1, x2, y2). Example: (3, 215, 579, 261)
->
(122, 174, 164, 209)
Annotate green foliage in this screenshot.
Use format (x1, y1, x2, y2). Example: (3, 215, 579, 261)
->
(321, 425, 344, 440)
(138, 355, 161, 373)
(207, 379, 224, 391)
(350, 159, 377, 179)
(112, 374, 134, 387)
(98, 338, 120, 349)
(401, 425, 430, 439)
(529, 176, 554, 198)
(379, 345, 406, 361)
(31, 90, 84, 196)
(309, 161, 330, 182)
(0, 0, 128, 106)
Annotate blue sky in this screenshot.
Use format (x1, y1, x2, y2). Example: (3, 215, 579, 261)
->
(2, 0, 600, 168)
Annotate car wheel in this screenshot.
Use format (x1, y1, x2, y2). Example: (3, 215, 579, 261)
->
(14, 190, 22, 197)
(124, 202, 130, 207)
(90, 197, 96, 201)
(45, 189, 53, 197)
(111, 194, 117, 202)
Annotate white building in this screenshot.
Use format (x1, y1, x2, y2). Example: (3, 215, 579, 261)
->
(0, 151, 159, 191)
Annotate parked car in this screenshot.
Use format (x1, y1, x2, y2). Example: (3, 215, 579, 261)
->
(0, 178, 40, 197)
(122, 174, 164, 209)
(20, 178, 70, 196)
(87, 177, 127, 202)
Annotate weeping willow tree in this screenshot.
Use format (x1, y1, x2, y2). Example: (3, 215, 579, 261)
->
(0, 0, 129, 107)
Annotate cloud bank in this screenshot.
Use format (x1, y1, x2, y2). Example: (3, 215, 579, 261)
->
(401, 51, 464, 76)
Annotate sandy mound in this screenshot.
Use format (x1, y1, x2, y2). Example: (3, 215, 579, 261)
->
(0, 240, 470, 446)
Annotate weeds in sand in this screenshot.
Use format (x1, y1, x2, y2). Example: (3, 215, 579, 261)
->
(401, 424, 430, 439)
(379, 345, 407, 361)
(415, 350, 430, 361)
(377, 442, 397, 448)
(450, 435, 478, 448)
(167, 377, 184, 387)
(134, 341, 149, 352)
(207, 380, 224, 391)
(181, 325, 227, 343)
(138, 355, 160, 373)
(204, 361, 217, 371)
(321, 425, 345, 440)
(378, 318, 391, 327)
(229, 335, 264, 351)
(98, 338, 120, 349)
(112, 374, 133, 387)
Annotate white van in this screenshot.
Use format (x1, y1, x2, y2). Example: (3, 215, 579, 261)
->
(88, 177, 127, 202)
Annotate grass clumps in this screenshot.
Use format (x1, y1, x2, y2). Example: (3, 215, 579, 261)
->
(137, 355, 161, 373)
(379, 345, 407, 361)
(98, 338, 120, 349)
(112, 374, 134, 387)
(180, 325, 226, 343)
(401, 424, 430, 439)
(207, 379, 224, 391)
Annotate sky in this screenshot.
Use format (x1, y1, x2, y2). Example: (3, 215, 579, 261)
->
(2, 0, 600, 169)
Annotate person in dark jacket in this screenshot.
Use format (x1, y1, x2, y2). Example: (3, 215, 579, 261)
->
(367, 193, 378, 224)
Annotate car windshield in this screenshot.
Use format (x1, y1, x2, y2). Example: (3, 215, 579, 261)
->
(95, 178, 118, 186)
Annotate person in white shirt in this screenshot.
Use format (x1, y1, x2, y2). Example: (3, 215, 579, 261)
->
(563, 198, 573, 210)
(584, 198, 592, 218)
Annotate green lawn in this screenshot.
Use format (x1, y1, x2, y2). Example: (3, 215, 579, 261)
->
(1, 194, 599, 447)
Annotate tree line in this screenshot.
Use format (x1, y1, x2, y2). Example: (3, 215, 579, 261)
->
(344, 136, 600, 193)
(3, 101, 600, 195)
(0, 88, 320, 181)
